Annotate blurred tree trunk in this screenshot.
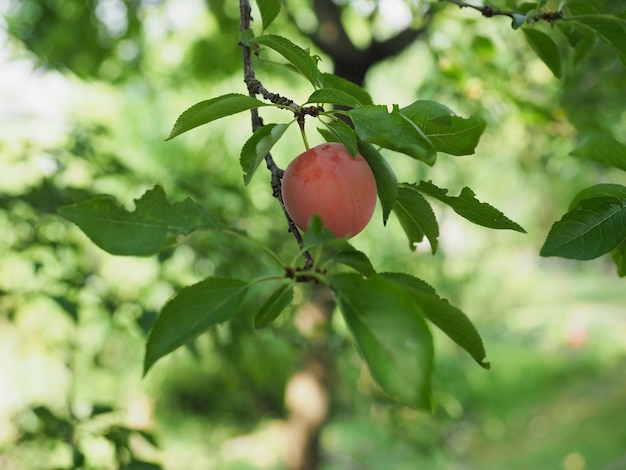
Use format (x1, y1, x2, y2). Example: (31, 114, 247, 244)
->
(282, 3, 434, 467)
(284, 286, 334, 470)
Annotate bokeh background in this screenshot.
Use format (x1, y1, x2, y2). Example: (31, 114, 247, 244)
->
(1, 0, 625, 469)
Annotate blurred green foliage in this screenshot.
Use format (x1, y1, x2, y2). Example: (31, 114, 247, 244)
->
(1, 0, 625, 469)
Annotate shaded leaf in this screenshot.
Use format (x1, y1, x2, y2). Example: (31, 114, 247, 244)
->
(400, 101, 486, 156)
(568, 184, 626, 211)
(540, 197, 626, 260)
(511, 13, 526, 30)
(306, 89, 363, 109)
(611, 240, 626, 277)
(556, 22, 597, 64)
(381, 273, 490, 369)
(565, 15, 626, 66)
(393, 184, 439, 253)
(570, 135, 626, 172)
(319, 119, 358, 157)
(240, 123, 289, 184)
(415, 181, 526, 232)
(357, 141, 398, 224)
(333, 249, 375, 277)
(349, 105, 437, 165)
(255, 283, 294, 328)
(320, 73, 373, 105)
(144, 277, 248, 374)
(522, 27, 563, 78)
(120, 461, 162, 470)
(253, 35, 322, 87)
(167, 94, 266, 140)
(58, 186, 219, 256)
(330, 273, 434, 409)
(257, 0, 281, 30)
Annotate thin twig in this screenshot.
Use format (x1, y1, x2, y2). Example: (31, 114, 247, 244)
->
(445, 0, 563, 24)
(239, 0, 314, 270)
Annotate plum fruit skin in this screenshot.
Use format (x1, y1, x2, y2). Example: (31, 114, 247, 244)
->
(281, 142, 377, 238)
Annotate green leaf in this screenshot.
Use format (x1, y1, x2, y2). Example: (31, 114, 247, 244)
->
(302, 215, 350, 250)
(253, 35, 322, 87)
(522, 27, 563, 78)
(333, 249, 376, 277)
(611, 240, 626, 277)
(167, 94, 267, 140)
(415, 181, 526, 233)
(349, 105, 437, 165)
(255, 283, 294, 328)
(393, 184, 439, 253)
(568, 184, 626, 211)
(380, 272, 490, 369)
(58, 186, 219, 256)
(540, 197, 626, 260)
(330, 273, 434, 409)
(144, 277, 248, 374)
(565, 15, 626, 66)
(357, 141, 399, 225)
(320, 73, 373, 105)
(257, 0, 281, 30)
(306, 89, 363, 109)
(240, 123, 289, 184)
(556, 22, 597, 64)
(400, 101, 486, 156)
(319, 119, 358, 157)
(239, 29, 255, 47)
(570, 135, 626, 172)
(511, 13, 527, 30)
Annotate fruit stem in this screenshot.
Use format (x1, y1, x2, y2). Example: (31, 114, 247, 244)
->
(297, 112, 310, 150)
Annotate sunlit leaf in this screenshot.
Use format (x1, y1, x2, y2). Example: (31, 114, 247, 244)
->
(400, 100, 486, 156)
(320, 73, 373, 105)
(415, 181, 526, 233)
(393, 184, 439, 253)
(330, 273, 434, 409)
(58, 186, 219, 256)
(253, 35, 322, 87)
(540, 197, 626, 260)
(255, 283, 294, 328)
(240, 123, 289, 184)
(570, 135, 626, 172)
(144, 277, 248, 374)
(167, 94, 267, 140)
(381, 272, 490, 369)
(349, 105, 437, 165)
(257, 0, 281, 30)
(522, 27, 563, 78)
(357, 141, 398, 224)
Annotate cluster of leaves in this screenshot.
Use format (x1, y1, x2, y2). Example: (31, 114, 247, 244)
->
(514, 0, 626, 79)
(506, 2, 626, 275)
(58, 0, 527, 409)
(57, 0, 625, 409)
(15, 405, 160, 470)
(540, 136, 626, 276)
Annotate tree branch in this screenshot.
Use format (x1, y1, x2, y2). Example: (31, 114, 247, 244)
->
(239, 0, 314, 270)
(291, 0, 432, 86)
(444, 0, 564, 24)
